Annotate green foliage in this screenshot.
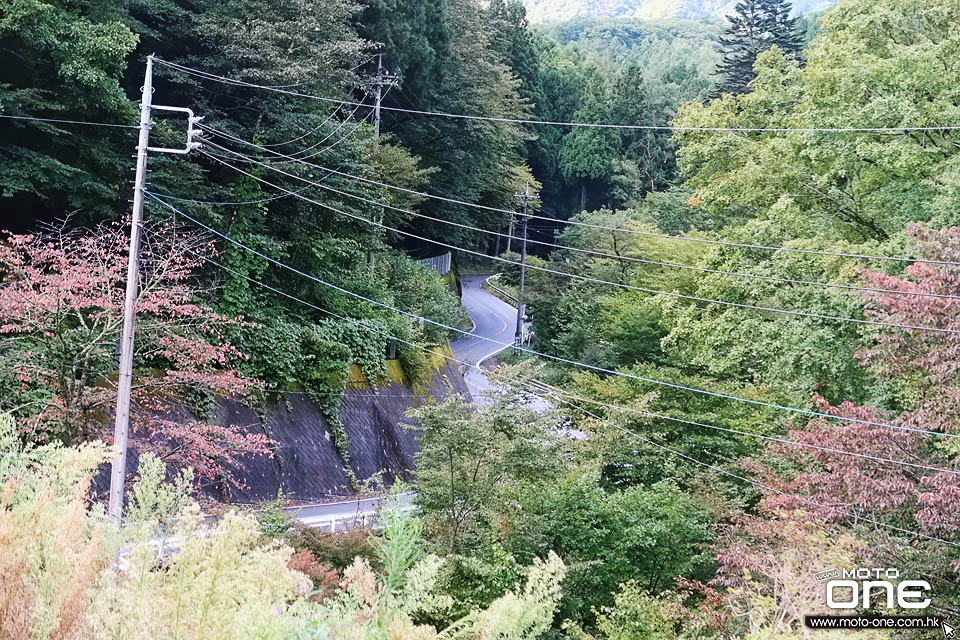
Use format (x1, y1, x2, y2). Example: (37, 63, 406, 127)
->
(559, 70, 620, 210)
(440, 551, 567, 640)
(254, 492, 294, 538)
(436, 546, 526, 623)
(285, 522, 380, 571)
(498, 469, 715, 624)
(406, 390, 562, 553)
(195, 0, 366, 88)
(313, 318, 390, 386)
(2, 426, 573, 638)
(308, 549, 567, 639)
(0, 0, 137, 213)
(216, 178, 272, 318)
(405, 544, 526, 628)
(564, 581, 691, 640)
(125, 453, 194, 530)
(378, 252, 473, 345)
(376, 485, 425, 596)
(715, 0, 804, 96)
(397, 343, 433, 388)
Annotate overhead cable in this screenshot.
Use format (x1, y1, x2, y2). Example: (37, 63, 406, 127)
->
(0, 113, 138, 129)
(193, 146, 960, 336)
(197, 123, 960, 269)
(153, 58, 960, 133)
(178, 135, 960, 301)
(141, 190, 960, 442)
(160, 232, 960, 548)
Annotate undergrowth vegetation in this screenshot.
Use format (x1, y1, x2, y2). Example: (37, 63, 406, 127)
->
(0, 413, 568, 639)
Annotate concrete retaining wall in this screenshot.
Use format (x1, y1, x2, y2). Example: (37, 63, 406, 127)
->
(93, 356, 469, 505)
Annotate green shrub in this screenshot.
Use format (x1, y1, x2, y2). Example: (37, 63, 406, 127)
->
(285, 522, 380, 570)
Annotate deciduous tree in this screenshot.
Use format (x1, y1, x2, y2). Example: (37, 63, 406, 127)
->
(0, 220, 270, 492)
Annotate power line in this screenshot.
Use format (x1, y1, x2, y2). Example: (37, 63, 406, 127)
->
(158, 235, 960, 548)
(276, 115, 371, 164)
(279, 101, 369, 160)
(260, 106, 344, 148)
(260, 103, 348, 148)
(153, 58, 960, 134)
(0, 113, 138, 129)
(192, 146, 960, 336)
(532, 383, 960, 477)
(567, 403, 960, 549)
(141, 190, 960, 442)
(197, 123, 960, 269)
(213, 249, 960, 475)
(166, 228, 960, 479)
(142, 166, 340, 207)
(179, 136, 960, 301)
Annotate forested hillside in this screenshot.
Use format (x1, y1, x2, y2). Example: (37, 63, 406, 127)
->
(2, 0, 960, 637)
(522, 0, 835, 22)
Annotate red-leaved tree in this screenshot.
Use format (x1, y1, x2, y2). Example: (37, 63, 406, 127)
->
(713, 225, 960, 630)
(0, 219, 271, 494)
(741, 225, 960, 535)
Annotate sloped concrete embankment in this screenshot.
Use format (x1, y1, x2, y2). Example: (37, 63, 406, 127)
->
(94, 350, 469, 504)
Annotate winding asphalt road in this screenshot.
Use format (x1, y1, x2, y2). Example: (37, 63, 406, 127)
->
(451, 273, 520, 401)
(283, 275, 527, 528)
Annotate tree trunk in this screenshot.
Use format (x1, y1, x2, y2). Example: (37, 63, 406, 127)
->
(579, 183, 587, 212)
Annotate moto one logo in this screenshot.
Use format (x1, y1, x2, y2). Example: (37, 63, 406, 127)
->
(826, 568, 931, 610)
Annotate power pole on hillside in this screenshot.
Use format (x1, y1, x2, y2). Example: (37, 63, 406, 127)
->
(513, 180, 538, 356)
(371, 53, 398, 138)
(109, 54, 204, 526)
(367, 53, 399, 271)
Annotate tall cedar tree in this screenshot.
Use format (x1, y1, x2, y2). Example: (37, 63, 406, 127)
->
(716, 0, 803, 95)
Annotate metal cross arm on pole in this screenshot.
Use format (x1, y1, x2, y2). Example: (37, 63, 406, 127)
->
(108, 54, 204, 527)
(147, 105, 205, 154)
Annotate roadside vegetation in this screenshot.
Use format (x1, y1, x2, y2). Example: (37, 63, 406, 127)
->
(2, 0, 959, 637)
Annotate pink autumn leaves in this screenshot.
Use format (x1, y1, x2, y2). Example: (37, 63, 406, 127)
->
(0, 219, 270, 494)
(744, 224, 960, 539)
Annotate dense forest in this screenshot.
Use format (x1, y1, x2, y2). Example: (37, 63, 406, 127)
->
(521, 0, 836, 23)
(2, 0, 960, 637)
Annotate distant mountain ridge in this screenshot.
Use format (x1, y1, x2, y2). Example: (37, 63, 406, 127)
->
(522, 0, 837, 23)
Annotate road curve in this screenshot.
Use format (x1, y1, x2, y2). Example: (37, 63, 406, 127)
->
(283, 276, 531, 528)
(452, 273, 518, 399)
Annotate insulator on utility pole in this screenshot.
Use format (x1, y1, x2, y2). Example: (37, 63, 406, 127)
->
(371, 52, 399, 139)
(367, 52, 399, 272)
(109, 54, 204, 527)
(513, 180, 539, 356)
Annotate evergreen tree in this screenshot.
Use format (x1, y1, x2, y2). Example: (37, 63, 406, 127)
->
(715, 0, 802, 95)
(0, 0, 138, 224)
(765, 0, 805, 57)
(558, 70, 620, 211)
(610, 61, 676, 199)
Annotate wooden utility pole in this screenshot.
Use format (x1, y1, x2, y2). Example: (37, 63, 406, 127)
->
(108, 55, 154, 525)
(368, 53, 399, 271)
(109, 55, 204, 525)
(513, 180, 538, 356)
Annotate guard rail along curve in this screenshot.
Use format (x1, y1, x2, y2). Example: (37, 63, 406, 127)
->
(482, 273, 518, 307)
(418, 252, 452, 276)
